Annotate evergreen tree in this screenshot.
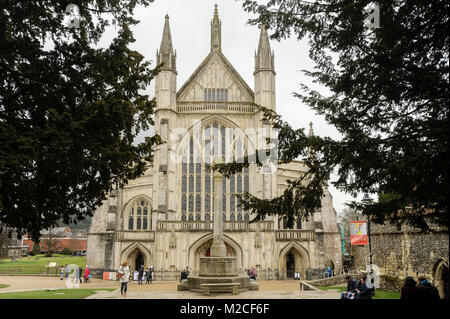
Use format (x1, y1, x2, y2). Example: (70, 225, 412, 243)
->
(0, 1, 160, 241)
(214, 0, 448, 232)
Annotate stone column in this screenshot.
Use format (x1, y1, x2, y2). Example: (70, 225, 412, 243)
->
(210, 170, 227, 257)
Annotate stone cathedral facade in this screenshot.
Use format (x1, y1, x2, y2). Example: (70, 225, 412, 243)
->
(87, 6, 342, 279)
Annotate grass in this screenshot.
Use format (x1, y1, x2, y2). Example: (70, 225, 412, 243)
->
(0, 288, 116, 299)
(316, 286, 401, 299)
(0, 284, 9, 289)
(0, 254, 87, 275)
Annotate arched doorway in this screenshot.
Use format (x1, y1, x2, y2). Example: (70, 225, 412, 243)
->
(135, 252, 144, 271)
(325, 259, 335, 276)
(125, 247, 148, 271)
(279, 243, 310, 280)
(286, 251, 295, 278)
(433, 259, 449, 299)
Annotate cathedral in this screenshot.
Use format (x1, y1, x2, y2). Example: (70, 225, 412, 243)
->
(87, 6, 342, 280)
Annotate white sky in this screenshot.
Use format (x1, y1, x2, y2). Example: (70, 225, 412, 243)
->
(97, 0, 361, 215)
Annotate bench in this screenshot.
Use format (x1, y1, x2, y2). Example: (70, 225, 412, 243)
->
(201, 283, 241, 295)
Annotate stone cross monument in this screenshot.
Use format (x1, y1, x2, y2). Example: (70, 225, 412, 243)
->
(180, 159, 255, 293)
(210, 162, 227, 257)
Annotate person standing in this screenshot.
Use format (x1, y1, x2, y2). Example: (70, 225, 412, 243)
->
(60, 265, 65, 280)
(78, 266, 83, 284)
(65, 265, 69, 279)
(250, 267, 257, 281)
(138, 265, 144, 285)
(146, 266, 153, 284)
(417, 276, 440, 300)
(401, 277, 421, 300)
(326, 267, 332, 278)
(118, 261, 131, 297)
(84, 266, 90, 283)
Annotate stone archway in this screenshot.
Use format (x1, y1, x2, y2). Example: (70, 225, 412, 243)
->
(432, 258, 449, 299)
(325, 259, 336, 274)
(121, 243, 151, 272)
(188, 234, 243, 272)
(279, 242, 310, 280)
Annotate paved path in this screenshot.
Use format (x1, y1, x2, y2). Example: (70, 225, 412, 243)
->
(0, 276, 341, 299)
(87, 280, 341, 299)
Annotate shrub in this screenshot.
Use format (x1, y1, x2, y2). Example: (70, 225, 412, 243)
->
(61, 248, 73, 255)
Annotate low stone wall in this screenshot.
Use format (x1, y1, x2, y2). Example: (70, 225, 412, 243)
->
(306, 273, 355, 286)
(379, 274, 404, 293)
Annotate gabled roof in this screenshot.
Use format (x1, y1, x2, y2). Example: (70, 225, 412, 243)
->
(177, 51, 254, 101)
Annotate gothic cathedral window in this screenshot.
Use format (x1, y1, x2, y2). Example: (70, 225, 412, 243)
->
(127, 199, 151, 231)
(180, 122, 250, 221)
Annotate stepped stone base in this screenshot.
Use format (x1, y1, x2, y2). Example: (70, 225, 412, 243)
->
(179, 256, 257, 293)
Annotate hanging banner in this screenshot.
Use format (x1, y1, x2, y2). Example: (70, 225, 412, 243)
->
(350, 221, 368, 245)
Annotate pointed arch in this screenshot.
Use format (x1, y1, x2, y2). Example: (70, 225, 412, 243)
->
(432, 257, 449, 299)
(121, 195, 153, 231)
(121, 194, 153, 219)
(278, 241, 310, 279)
(188, 233, 243, 271)
(120, 242, 152, 271)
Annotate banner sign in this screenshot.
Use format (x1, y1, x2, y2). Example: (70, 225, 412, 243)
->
(350, 221, 368, 245)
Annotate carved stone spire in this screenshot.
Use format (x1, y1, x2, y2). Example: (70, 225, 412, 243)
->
(254, 24, 275, 73)
(309, 122, 314, 137)
(210, 4, 222, 52)
(157, 14, 176, 72)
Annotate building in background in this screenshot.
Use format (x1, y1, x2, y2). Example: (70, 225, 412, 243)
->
(350, 222, 448, 299)
(87, 5, 342, 280)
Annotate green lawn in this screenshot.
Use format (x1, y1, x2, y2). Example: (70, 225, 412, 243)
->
(0, 288, 116, 299)
(0, 284, 9, 289)
(0, 254, 87, 275)
(316, 286, 401, 299)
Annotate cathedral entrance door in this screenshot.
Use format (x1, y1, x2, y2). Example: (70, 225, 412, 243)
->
(286, 251, 295, 279)
(135, 252, 144, 271)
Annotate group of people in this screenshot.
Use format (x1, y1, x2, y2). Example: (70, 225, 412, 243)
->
(137, 265, 154, 285)
(59, 265, 91, 283)
(341, 274, 441, 300)
(117, 262, 154, 297)
(400, 276, 440, 300)
(341, 275, 374, 299)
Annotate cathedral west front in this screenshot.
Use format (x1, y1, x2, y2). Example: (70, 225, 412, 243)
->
(87, 5, 342, 280)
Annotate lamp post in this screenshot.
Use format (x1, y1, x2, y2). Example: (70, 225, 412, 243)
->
(362, 193, 374, 293)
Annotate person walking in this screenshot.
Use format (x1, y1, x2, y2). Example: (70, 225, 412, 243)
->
(60, 265, 65, 280)
(138, 265, 144, 285)
(118, 261, 131, 297)
(78, 266, 83, 284)
(84, 266, 90, 283)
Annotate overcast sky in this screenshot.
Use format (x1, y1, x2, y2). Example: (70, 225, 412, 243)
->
(97, 0, 360, 215)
